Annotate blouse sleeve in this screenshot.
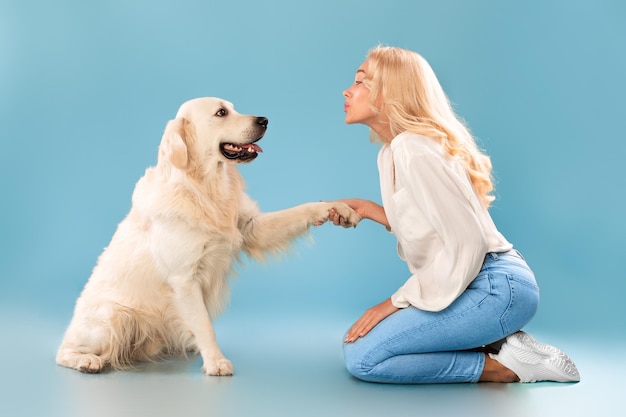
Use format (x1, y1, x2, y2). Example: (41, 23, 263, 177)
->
(389, 143, 489, 311)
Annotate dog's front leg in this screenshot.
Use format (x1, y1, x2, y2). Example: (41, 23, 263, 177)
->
(169, 274, 233, 376)
(241, 201, 360, 258)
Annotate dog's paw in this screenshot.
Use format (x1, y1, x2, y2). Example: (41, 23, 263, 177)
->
(202, 357, 233, 376)
(78, 354, 105, 373)
(329, 202, 361, 228)
(58, 352, 105, 374)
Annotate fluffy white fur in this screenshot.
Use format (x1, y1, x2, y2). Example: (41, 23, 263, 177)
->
(56, 97, 360, 376)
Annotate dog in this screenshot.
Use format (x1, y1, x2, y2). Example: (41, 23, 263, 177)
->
(56, 97, 360, 376)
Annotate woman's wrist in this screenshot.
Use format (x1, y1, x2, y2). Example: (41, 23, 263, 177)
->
(365, 201, 390, 230)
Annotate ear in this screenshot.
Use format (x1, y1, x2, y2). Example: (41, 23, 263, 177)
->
(159, 118, 189, 169)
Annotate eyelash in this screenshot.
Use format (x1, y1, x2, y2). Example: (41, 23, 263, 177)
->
(354, 81, 363, 85)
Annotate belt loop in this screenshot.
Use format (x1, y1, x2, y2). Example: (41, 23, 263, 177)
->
(483, 252, 502, 268)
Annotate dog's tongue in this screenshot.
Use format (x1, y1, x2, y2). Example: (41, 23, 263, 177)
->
(243, 143, 263, 153)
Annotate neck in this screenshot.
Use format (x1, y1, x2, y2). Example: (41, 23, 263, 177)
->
(366, 113, 394, 143)
(370, 124, 394, 143)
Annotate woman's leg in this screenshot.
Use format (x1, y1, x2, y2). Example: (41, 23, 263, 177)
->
(343, 251, 539, 384)
(480, 354, 520, 382)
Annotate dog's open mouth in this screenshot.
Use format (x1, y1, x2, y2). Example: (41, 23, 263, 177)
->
(220, 142, 263, 162)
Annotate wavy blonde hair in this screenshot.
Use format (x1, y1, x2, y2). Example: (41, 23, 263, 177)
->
(364, 46, 495, 208)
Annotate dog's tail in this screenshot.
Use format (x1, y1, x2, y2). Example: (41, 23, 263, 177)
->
(106, 305, 173, 370)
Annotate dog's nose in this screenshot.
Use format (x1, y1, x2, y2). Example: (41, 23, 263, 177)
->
(256, 117, 268, 129)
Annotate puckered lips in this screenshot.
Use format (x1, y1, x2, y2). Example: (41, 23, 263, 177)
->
(220, 141, 263, 162)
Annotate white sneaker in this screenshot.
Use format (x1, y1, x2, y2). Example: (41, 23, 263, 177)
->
(489, 331, 581, 383)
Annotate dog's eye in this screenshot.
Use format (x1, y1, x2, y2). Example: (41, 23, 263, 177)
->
(215, 108, 227, 117)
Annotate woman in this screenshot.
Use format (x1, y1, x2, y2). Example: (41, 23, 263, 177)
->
(329, 46, 580, 384)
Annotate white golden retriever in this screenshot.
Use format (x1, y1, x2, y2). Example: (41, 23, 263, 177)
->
(56, 97, 360, 376)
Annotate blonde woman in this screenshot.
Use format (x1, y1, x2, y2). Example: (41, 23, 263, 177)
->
(330, 46, 580, 384)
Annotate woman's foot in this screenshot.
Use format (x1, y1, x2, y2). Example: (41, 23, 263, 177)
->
(489, 331, 580, 383)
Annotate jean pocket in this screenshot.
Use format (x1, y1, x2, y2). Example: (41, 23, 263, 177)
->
(463, 272, 493, 307)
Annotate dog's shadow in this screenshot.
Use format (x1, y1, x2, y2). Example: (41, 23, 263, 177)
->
(128, 354, 203, 375)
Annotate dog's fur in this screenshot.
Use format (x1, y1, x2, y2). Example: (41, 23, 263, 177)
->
(56, 97, 360, 375)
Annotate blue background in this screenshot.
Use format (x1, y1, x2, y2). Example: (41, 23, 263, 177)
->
(1, 1, 624, 416)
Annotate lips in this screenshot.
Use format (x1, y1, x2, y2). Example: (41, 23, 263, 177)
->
(220, 142, 263, 162)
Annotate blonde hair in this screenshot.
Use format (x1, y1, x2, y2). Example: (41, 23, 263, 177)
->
(364, 46, 495, 208)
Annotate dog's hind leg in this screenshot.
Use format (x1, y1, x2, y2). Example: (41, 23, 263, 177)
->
(56, 302, 138, 373)
(56, 322, 110, 373)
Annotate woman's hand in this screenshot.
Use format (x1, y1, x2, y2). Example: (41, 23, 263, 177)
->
(325, 207, 356, 228)
(344, 298, 399, 343)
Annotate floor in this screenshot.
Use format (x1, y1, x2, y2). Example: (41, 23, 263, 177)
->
(1, 306, 621, 417)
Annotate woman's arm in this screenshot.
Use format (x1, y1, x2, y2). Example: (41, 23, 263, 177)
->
(329, 198, 390, 230)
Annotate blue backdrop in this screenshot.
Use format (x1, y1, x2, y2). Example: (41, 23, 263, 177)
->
(1, 0, 624, 341)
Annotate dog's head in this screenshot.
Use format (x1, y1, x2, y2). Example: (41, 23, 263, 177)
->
(158, 97, 268, 172)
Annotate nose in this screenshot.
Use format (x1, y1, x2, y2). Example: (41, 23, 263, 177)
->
(256, 117, 268, 129)
(343, 88, 350, 99)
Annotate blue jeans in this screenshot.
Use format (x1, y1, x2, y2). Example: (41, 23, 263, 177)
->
(343, 250, 539, 383)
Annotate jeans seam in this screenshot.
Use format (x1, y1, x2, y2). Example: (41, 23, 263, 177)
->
(499, 274, 515, 335)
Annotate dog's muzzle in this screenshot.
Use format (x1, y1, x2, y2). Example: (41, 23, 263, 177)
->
(220, 117, 268, 163)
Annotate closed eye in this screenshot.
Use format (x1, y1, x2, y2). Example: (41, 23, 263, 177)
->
(215, 108, 227, 117)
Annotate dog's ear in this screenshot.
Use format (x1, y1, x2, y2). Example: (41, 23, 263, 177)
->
(159, 118, 189, 169)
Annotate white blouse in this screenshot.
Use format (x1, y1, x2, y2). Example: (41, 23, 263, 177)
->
(379, 132, 512, 312)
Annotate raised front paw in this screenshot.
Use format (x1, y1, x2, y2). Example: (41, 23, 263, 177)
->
(329, 202, 361, 228)
(202, 357, 233, 376)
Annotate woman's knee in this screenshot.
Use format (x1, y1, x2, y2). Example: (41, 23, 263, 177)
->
(343, 343, 373, 380)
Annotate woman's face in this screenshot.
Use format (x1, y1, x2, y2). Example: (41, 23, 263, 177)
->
(343, 60, 378, 126)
